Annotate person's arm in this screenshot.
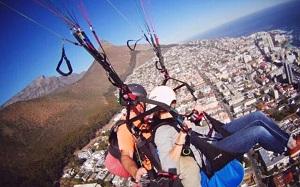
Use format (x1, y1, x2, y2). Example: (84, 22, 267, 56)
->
(154, 124, 188, 171)
(168, 119, 192, 161)
(120, 152, 147, 182)
(120, 153, 138, 176)
(117, 124, 147, 181)
(168, 131, 187, 161)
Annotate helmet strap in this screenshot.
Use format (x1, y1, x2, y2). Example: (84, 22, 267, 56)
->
(125, 103, 144, 136)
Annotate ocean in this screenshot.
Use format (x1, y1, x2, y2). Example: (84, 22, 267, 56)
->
(194, 0, 300, 47)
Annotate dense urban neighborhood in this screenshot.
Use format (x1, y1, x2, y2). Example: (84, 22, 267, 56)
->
(60, 31, 300, 187)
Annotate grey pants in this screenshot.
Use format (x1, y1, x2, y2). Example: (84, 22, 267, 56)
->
(177, 156, 201, 187)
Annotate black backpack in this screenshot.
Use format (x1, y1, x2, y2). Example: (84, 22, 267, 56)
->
(107, 120, 126, 160)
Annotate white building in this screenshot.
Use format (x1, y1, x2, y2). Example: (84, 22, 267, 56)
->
(228, 94, 245, 106)
(258, 149, 289, 172)
(78, 149, 92, 160)
(244, 98, 257, 107)
(232, 104, 243, 114)
(243, 55, 252, 63)
(271, 89, 279, 99)
(83, 159, 95, 172)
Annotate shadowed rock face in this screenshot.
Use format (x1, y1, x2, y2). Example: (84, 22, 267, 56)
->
(0, 43, 154, 187)
(2, 72, 85, 108)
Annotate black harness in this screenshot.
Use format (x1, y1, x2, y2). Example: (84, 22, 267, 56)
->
(150, 117, 239, 177)
(119, 96, 243, 179)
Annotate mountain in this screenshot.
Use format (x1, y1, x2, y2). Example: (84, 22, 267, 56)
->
(2, 72, 85, 108)
(0, 43, 154, 187)
(193, 0, 300, 46)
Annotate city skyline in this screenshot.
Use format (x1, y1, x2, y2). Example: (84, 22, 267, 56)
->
(61, 30, 300, 186)
(0, 0, 290, 105)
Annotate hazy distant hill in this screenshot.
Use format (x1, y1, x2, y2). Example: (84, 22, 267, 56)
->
(193, 0, 300, 46)
(2, 72, 85, 108)
(0, 43, 154, 187)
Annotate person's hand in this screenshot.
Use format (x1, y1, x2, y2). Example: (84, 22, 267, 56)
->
(178, 119, 189, 144)
(183, 118, 193, 129)
(135, 167, 147, 183)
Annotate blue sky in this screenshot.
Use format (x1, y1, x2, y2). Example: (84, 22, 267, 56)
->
(0, 0, 289, 105)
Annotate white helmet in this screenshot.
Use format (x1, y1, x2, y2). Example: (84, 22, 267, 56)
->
(148, 86, 176, 109)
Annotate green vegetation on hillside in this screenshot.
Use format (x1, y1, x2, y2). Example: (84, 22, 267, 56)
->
(0, 96, 120, 187)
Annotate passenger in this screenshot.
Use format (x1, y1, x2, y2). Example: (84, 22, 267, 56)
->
(105, 84, 149, 183)
(148, 86, 201, 187)
(149, 86, 300, 186)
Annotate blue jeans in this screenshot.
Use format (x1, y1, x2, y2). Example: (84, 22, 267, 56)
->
(212, 111, 290, 154)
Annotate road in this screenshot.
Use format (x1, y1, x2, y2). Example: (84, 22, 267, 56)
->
(193, 63, 234, 120)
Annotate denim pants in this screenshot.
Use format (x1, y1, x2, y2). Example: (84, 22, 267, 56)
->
(212, 111, 290, 154)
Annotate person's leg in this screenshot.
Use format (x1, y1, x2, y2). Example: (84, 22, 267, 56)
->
(177, 156, 200, 187)
(213, 125, 287, 154)
(224, 111, 289, 145)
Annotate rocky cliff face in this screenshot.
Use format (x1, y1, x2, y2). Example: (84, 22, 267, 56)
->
(2, 72, 85, 108)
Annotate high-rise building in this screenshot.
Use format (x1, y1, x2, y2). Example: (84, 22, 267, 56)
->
(267, 34, 275, 51)
(272, 88, 279, 99)
(283, 62, 294, 84)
